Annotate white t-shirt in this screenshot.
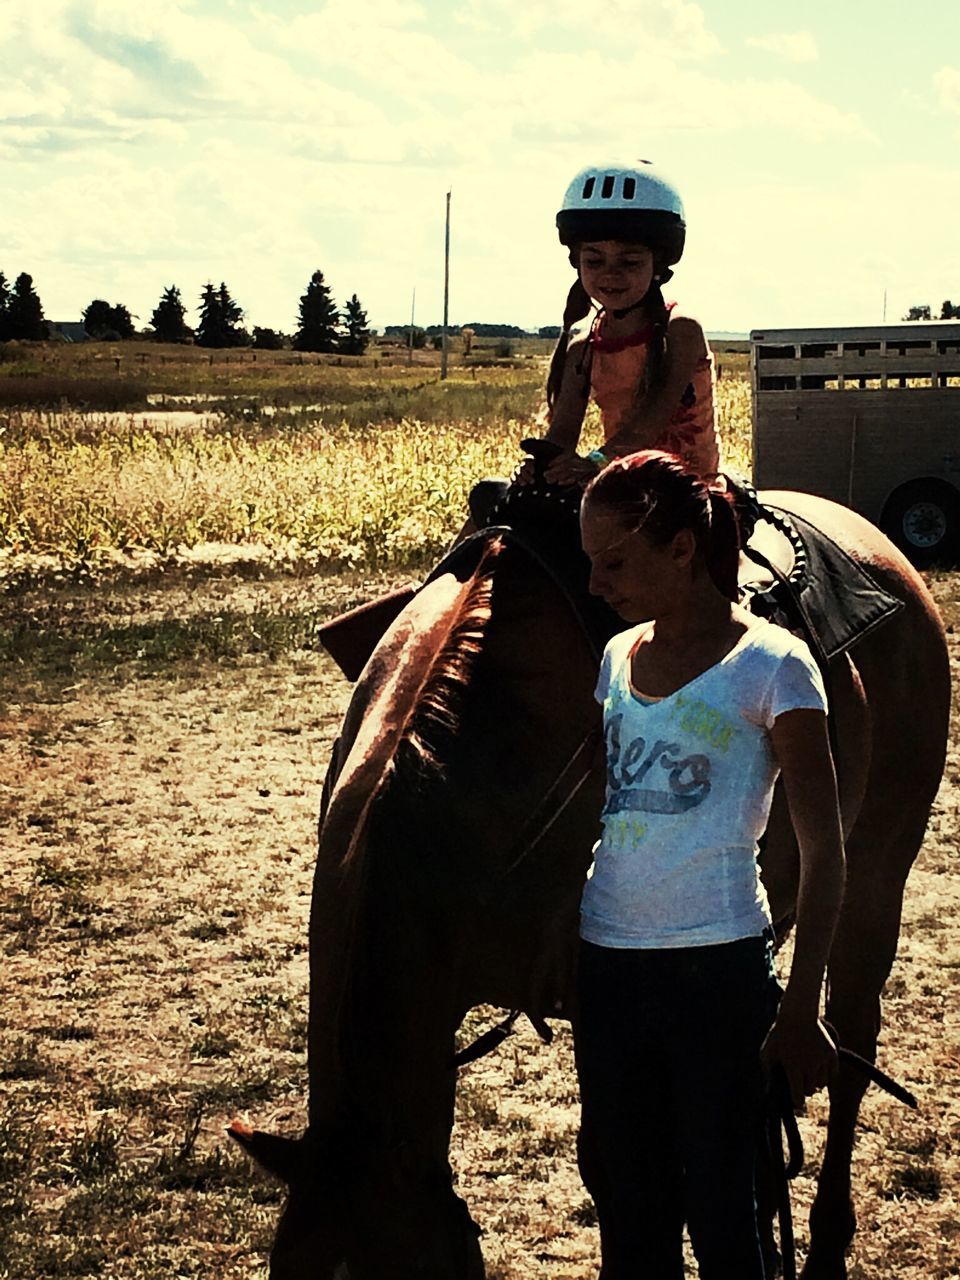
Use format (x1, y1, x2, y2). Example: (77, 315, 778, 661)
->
(580, 619, 828, 949)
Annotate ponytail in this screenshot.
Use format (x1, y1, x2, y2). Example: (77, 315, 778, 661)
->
(546, 277, 592, 411)
(706, 487, 740, 601)
(585, 450, 741, 602)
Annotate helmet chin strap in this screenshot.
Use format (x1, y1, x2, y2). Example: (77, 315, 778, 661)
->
(610, 297, 648, 320)
(609, 274, 667, 319)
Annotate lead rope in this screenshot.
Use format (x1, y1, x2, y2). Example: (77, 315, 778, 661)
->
(767, 1025, 917, 1279)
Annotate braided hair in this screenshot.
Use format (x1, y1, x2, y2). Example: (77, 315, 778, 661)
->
(545, 276, 592, 411)
(545, 249, 674, 414)
(637, 277, 670, 402)
(584, 450, 740, 600)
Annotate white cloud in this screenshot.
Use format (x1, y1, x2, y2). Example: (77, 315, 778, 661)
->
(492, 51, 869, 150)
(746, 31, 819, 63)
(2, 0, 941, 336)
(688, 160, 960, 331)
(266, 6, 486, 102)
(0, 0, 382, 155)
(934, 66, 960, 115)
(464, 0, 719, 57)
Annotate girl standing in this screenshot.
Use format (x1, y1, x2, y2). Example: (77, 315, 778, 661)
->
(539, 161, 719, 486)
(576, 450, 844, 1278)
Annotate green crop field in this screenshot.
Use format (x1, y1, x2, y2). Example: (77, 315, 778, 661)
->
(0, 341, 751, 588)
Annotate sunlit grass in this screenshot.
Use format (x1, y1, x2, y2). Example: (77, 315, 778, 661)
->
(0, 364, 752, 579)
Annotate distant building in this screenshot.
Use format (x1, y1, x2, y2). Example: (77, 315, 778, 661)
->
(48, 321, 89, 343)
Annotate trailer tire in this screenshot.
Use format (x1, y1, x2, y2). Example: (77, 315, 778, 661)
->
(880, 479, 960, 567)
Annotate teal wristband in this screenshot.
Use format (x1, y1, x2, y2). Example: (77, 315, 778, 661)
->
(587, 449, 609, 467)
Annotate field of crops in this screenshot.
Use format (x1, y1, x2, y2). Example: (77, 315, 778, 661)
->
(0, 343, 752, 587)
(0, 344, 956, 1280)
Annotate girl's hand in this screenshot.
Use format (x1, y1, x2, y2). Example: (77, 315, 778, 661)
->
(761, 1009, 838, 1111)
(543, 451, 601, 487)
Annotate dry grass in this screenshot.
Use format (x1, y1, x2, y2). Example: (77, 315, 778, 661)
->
(0, 356, 752, 586)
(0, 562, 957, 1279)
(0, 361, 949, 1278)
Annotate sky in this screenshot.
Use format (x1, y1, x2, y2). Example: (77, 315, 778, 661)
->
(3, 0, 960, 336)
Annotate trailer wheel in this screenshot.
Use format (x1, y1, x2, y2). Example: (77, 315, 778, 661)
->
(880, 480, 960, 567)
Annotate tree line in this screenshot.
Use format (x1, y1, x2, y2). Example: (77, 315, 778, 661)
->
(382, 321, 562, 349)
(903, 301, 960, 321)
(0, 273, 47, 342)
(0, 267, 371, 354)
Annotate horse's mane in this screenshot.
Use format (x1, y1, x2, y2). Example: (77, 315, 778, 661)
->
(398, 539, 503, 776)
(329, 536, 505, 875)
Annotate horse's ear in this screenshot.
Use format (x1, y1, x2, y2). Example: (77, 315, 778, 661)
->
(228, 1120, 303, 1183)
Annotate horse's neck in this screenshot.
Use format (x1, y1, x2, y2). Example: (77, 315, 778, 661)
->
(307, 544, 600, 1131)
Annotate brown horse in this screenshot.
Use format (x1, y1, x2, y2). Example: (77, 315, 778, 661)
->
(232, 491, 949, 1280)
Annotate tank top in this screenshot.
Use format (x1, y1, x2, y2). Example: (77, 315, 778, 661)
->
(589, 307, 720, 478)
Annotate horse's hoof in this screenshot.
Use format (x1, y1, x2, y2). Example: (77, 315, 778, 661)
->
(800, 1252, 847, 1280)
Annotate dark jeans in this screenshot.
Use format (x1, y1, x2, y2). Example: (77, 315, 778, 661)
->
(575, 937, 779, 1280)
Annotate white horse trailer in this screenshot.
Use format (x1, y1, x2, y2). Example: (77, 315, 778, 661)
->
(751, 322, 960, 565)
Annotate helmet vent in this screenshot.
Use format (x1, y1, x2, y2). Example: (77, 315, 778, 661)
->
(582, 176, 595, 199)
(601, 175, 615, 199)
(622, 177, 636, 201)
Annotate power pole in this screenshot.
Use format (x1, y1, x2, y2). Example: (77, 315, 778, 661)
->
(408, 286, 416, 366)
(441, 189, 451, 380)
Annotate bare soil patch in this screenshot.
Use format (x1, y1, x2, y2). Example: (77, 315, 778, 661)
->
(1, 568, 957, 1279)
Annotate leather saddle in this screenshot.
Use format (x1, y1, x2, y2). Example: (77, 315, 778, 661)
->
(316, 458, 902, 682)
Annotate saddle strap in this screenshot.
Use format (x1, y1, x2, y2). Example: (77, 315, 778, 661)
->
(500, 726, 604, 882)
(741, 539, 838, 761)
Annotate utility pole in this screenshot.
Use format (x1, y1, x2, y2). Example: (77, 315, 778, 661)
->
(441, 189, 451, 380)
(408, 286, 416, 366)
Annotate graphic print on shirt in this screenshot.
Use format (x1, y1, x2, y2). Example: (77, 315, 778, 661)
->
(603, 690, 741, 820)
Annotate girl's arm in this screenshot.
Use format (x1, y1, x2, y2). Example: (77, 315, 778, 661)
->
(544, 330, 590, 450)
(763, 707, 846, 1108)
(603, 313, 708, 457)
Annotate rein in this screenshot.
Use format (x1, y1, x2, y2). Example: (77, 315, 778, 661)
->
(767, 1025, 917, 1280)
(451, 723, 603, 1070)
(499, 726, 603, 882)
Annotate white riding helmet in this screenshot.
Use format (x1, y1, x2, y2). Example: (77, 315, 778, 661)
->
(556, 161, 686, 265)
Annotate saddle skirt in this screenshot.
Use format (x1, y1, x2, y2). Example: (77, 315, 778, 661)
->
(737, 506, 903, 661)
(466, 488, 903, 667)
(315, 490, 903, 682)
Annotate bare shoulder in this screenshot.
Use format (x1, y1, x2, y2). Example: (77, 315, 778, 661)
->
(665, 310, 708, 358)
(547, 325, 591, 441)
(563, 325, 591, 360)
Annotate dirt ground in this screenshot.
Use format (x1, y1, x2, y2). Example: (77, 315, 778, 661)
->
(1, 567, 958, 1279)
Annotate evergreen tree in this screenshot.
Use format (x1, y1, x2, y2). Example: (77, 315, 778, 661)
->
(294, 270, 340, 352)
(339, 294, 370, 355)
(217, 282, 247, 345)
(109, 303, 136, 339)
(197, 283, 219, 346)
(252, 326, 285, 350)
(7, 273, 47, 340)
(0, 272, 10, 342)
(83, 299, 135, 340)
(150, 285, 192, 343)
(197, 281, 247, 348)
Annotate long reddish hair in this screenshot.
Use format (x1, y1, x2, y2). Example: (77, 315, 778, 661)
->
(545, 251, 671, 414)
(584, 450, 740, 600)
